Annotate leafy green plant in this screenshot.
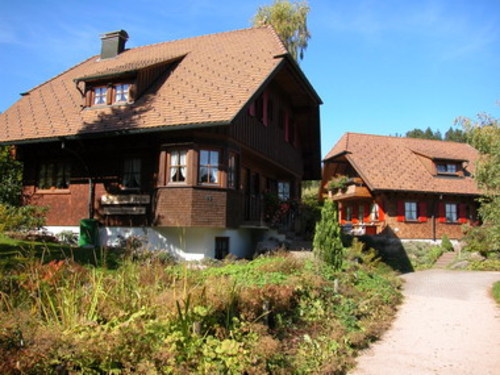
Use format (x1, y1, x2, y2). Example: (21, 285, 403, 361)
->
(492, 281, 500, 304)
(326, 175, 349, 192)
(0, 204, 47, 233)
(441, 235, 454, 252)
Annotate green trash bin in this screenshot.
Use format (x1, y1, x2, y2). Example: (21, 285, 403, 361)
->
(79, 218, 99, 247)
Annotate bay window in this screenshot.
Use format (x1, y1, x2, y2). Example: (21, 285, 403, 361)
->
(199, 150, 220, 184)
(169, 150, 187, 183)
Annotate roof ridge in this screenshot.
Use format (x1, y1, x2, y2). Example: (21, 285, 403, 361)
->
(343, 131, 469, 145)
(127, 25, 274, 52)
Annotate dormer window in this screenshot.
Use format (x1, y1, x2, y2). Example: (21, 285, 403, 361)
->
(437, 163, 457, 174)
(87, 82, 133, 107)
(94, 87, 108, 105)
(115, 84, 130, 103)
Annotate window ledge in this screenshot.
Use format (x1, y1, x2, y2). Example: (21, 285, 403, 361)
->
(35, 189, 70, 195)
(84, 102, 133, 110)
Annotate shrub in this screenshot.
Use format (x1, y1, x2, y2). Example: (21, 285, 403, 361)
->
(441, 235, 454, 252)
(493, 281, 500, 304)
(0, 204, 47, 233)
(403, 241, 444, 270)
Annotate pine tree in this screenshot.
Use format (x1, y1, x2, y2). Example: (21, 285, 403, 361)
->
(313, 199, 344, 270)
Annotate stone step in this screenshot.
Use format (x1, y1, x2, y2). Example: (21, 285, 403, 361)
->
(434, 252, 456, 268)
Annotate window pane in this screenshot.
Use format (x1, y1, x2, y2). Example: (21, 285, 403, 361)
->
(447, 164, 457, 173)
(405, 202, 417, 220)
(445, 203, 457, 222)
(123, 158, 141, 189)
(200, 150, 209, 166)
(115, 84, 129, 102)
(94, 87, 107, 105)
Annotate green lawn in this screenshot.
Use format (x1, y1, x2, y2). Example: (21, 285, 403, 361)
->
(493, 281, 500, 304)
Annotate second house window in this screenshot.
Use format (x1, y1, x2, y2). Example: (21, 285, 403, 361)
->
(122, 158, 141, 189)
(199, 150, 219, 184)
(169, 150, 187, 183)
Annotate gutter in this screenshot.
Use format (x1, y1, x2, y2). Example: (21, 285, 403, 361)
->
(0, 120, 232, 146)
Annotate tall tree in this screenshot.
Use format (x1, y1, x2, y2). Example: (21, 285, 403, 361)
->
(457, 114, 499, 255)
(252, 0, 311, 61)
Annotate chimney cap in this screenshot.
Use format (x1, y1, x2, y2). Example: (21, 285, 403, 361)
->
(100, 30, 129, 59)
(100, 30, 129, 41)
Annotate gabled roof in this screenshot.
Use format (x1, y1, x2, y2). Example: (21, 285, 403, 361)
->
(0, 26, 319, 144)
(324, 132, 481, 195)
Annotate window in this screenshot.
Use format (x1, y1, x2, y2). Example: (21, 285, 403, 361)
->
(228, 153, 238, 189)
(169, 150, 187, 183)
(405, 202, 418, 221)
(358, 204, 365, 222)
(215, 237, 230, 260)
(437, 163, 458, 174)
(370, 203, 379, 221)
(445, 203, 458, 222)
(199, 150, 219, 184)
(94, 87, 108, 105)
(278, 181, 291, 200)
(122, 158, 141, 189)
(345, 205, 353, 221)
(38, 161, 71, 190)
(114, 84, 130, 103)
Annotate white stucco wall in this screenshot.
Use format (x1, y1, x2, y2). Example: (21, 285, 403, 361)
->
(45, 225, 262, 260)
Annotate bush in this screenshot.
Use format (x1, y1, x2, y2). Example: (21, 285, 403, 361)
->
(441, 235, 454, 252)
(0, 204, 47, 233)
(493, 281, 500, 304)
(403, 241, 444, 270)
(0, 250, 402, 374)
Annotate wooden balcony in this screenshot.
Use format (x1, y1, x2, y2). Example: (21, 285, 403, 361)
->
(330, 184, 372, 201)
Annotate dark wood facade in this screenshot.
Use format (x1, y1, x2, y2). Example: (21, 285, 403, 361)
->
(19, 78, 320, 230)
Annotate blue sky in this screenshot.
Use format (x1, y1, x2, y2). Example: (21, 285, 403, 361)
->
(1, 0, 498, 156)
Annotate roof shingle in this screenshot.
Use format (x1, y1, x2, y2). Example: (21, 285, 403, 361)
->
(0, 26, 288, 143)
(325, 132, 481, 195)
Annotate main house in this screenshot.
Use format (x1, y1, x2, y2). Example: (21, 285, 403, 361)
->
(321, 133, 481, 240)
(0, 27, 322, 259)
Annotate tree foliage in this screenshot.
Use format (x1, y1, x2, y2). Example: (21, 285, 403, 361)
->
(457, 114, 499, 256)
(252, 0, 311, 61)
(0, 146, 23, 206)
(313, 199, 344, 269)
(405, 126, 466, 143)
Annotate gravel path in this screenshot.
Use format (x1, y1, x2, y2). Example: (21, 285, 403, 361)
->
(350, 270, 500, 375)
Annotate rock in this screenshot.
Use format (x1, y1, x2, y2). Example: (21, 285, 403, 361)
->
(450, 260, 470, 270)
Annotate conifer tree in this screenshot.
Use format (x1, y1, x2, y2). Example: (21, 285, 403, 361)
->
(313, 199, 344, 270)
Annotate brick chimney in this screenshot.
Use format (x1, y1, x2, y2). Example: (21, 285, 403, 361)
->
(100, 30, 129, 59)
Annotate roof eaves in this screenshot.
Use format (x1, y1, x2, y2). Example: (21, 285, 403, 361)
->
(229, 57, 286, 124)
(345, 154, 376, 192)
(372, 188, 481, 197)
(275, 53, 323, 105)
(323, 150, 350, 162)
(0, 120, 231, 146)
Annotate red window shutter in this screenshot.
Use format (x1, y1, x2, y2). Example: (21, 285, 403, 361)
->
(418, 202, 428, 222)
(248, 102, 256, 116)
(438, 202, 446, 223)
(397, 201, 405, 222)
(458, 203, 467, 223)
(352, 205, 359, 224)
(262, 91, 269, 126)
(363, 203, 371, 222)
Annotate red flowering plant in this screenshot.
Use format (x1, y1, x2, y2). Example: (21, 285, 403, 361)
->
(263, 192, 299, 229)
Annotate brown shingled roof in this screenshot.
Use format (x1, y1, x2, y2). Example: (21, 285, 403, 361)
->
(324, 133, 481, 195)
(0, 26, 289, 143)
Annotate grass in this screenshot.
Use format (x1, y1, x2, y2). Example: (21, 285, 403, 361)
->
(0, 238, 402, 374)
(493, 281, 500, 304)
